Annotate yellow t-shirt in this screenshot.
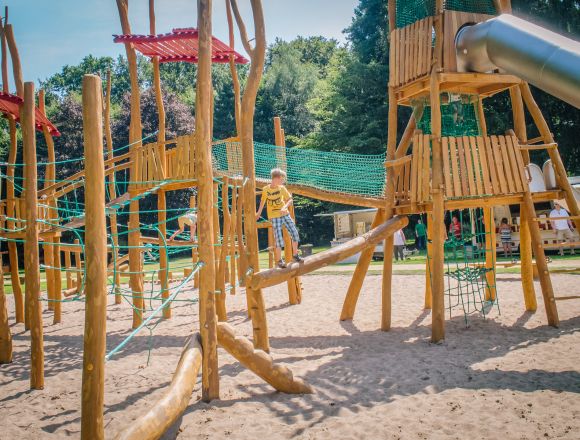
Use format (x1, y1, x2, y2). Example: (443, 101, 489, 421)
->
(261, 184, 291, 219)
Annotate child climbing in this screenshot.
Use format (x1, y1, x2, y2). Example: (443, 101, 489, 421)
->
(168, 210, 197, 242)
(256, 168, 303, 268)
(499, 217, 513, 259)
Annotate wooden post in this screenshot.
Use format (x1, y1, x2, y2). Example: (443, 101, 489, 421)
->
(104, 70, 122, 305)
(0, 260, 12, 364)
(483, 207, 497, 301)
(519, 207, 537, 311)
(230, 0, 270, 351)
(158, 191, 170, 318)
(116, 0, 144, 328)
(520, 83, 579, 217)
(388, 0, 396, 34)
(65, 250, 73, 289)
(22, 81, 44, 389)
(80, 74, 107, 440)
(2, 20, 23, 323)
(190, 195, 199, 288)
(216, 177, 230, 320)
(52, 239, 62, 324)
(74, 239, 82, 290)
(196, 0, 219, 402)
(226, 0, 242, 135)
(424, 213, 433, 309)
(340, 209, 385, 320)
(522, 193, 559, 326)
(229, 185, 237, 295)
(429, 4, 446, 341)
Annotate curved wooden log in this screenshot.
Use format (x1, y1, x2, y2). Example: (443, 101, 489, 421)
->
(115, 334, 203, 440)
(249, 216, 409, 290)
(217, 322, 312, 394)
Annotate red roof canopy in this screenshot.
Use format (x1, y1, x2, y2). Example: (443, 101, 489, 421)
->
(113, 27, 249, 64)
(0, 92, 61, 137)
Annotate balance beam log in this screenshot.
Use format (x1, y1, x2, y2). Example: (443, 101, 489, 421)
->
(217, 322, 312, 394)
(249, 216, 408, 291)
(115, 334, 203, 440)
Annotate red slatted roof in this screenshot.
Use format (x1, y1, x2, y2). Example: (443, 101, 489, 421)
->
(0, 92, 61, 137)
(113, 27, 249, 64)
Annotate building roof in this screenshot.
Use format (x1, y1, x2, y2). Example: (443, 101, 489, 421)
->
(113, 27, 249, 64)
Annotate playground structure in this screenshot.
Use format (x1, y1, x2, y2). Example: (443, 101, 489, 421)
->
(0, 0, 579, 439)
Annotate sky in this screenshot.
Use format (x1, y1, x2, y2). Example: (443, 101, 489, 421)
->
(4, 0, 359, 89)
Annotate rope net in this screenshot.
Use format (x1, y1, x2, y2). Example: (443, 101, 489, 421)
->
(212, 140, 387, 197)
(417, 96, 482, 137)
(395, 0, 497, 29)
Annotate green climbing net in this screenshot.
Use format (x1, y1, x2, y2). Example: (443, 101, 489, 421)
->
(395, 0, 497, 29)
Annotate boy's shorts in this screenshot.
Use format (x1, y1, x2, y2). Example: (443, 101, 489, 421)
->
(271, 214, 299, 249)
(178, 212, 197, 229)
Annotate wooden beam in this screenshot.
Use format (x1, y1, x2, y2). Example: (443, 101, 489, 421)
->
(114, 334, 203, 440)
(519, 205, 537, 311)
(196, 0, 219, 402)
(217, 322, 312, 394)
(80, 75, 107, 440)
(22, 82, 44, 388)
(250, 216, 408, 290)
(0, 261, 12, 364)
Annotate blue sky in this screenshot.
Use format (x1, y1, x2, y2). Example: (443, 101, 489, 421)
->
(4, 0, 359, 89)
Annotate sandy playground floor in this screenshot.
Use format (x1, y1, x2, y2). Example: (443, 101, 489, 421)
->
(1, 272, 580, 439)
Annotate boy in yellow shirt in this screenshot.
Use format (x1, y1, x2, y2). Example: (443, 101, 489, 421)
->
(256, 168, 303, 268)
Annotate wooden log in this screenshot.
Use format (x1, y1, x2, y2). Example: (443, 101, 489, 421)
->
(64, 250, 73, 289)
(522, 193, 559, 326)
(519, 205, 537, 311)
(44, 242, 55, 311)
(80, 75, 108, 440)
(22, 82, 44, 388)
(196, 0, 220, 402)
(52, 239, 62, 324)
(429, 68, 446, 343)
(340, 209, 385, 320)
(114, 334, 203, 440)
(381, 85, 399, 331)
(104, 70, 122, 305)
(2, 20, 23, 324)
(217, 322, 312, 394)
(229, 185, 237, 295)
(74, 239, 82, 291)
(116, 0, 144, 328)
(483, 207, 497, 301)
(230, 0, 270, 352)
(250, 216, 408, 290)
(158, 191, 170, 318)
(424, 213, 433, 309)
(190, 196, 199, 289)
(0, 261, 12, 364)
(520, 83, 579, 217)
(4, 24, 22, 96)
(216, 178, 230, 320)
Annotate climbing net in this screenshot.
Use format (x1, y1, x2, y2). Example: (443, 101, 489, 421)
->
(0, 133, 246, 363)
(395, 0, 497, 29)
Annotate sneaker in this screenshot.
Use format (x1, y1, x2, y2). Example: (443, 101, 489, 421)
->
(293, 254, 303, 263)
(277, 259, 287, 269)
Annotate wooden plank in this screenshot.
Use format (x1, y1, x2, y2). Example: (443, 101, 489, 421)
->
(490, 136, 508, 194)
(510, 135, 530, 192)
(426, 17, 433, 75)
(462, 136, 477, 196)
(413, 22, 419, 79)
(421, 134, 430, 203)
(498, 135, 516, 193)
(469, 136, 484, 195)
(484, 136, 499, 194)
(505, 135, 524, 193)
(456, 137, 469, 196)
(441, 137, 453, 198)
(476, 136, 492, 194)
(416, 21, 424, 79)
(448, 137, 461, 197)
(410, 135, 420, 204)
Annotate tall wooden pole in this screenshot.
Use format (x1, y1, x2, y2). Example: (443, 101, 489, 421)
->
(424, 213, 433, 309)
(225, 0, 242, 135)
(230, 0, 269, 351)
(2, 19, 23, 323)
(429, 0, 446, 342)
(509, 86, 536, 309)
(80, 74, 107, 440)
(0, 257, 12, 363)
(22, 82, 44, 389)
(483, 207, 497, 301)
(104, 69, 122, 305)
(149, 0, 170, 317)
(197, 0, 219, 402)
(116, 0, 144, 328)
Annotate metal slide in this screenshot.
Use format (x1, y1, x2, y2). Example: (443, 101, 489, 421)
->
(455, 14, 580, 108)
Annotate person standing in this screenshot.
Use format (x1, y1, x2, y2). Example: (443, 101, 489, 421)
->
(498, 217, 513, 259)
(393, 228, 406, 262)
(550, 201, 576, 256)
(415, 218, 427, 250)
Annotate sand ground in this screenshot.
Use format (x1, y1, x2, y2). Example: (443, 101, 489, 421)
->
(1, 272, 580, 439)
